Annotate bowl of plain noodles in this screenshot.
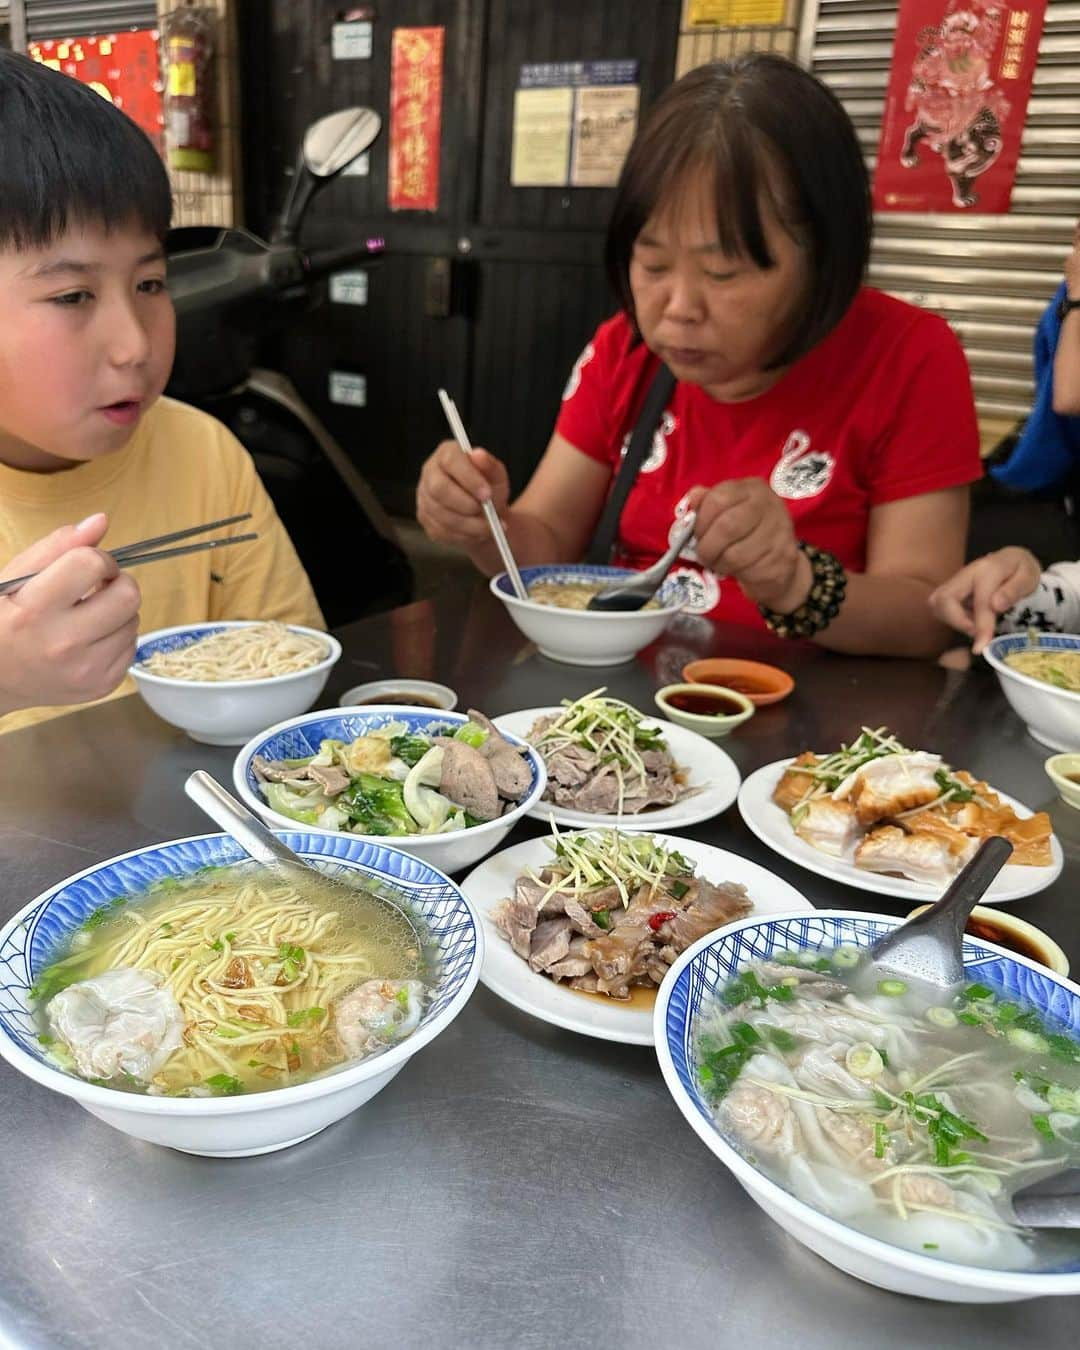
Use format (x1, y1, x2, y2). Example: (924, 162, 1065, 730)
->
(983, 633, 1080, 753)
(130, 621, 342, 745)
(0, 828, 482, 1156)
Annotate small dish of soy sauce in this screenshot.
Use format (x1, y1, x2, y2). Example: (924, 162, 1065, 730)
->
(653, 682, 755, 738)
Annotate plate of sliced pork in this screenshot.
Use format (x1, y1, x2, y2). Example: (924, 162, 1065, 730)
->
(493, 689, 740, 832)
(463, 827, 812, 1044)
(738, 726, 1062, 904)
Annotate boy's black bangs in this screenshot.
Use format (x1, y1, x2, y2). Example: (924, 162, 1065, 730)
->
(0, 51, 171, 251)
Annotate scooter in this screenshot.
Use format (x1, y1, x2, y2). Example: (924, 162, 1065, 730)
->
(164, 108, 413, 628)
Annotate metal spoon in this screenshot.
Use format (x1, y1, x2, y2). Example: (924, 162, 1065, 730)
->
(184, 770, 375, 905)
(587, 512, 697, 612)
(1010, 1171, 1080, 1229)
(865, 835, 1014, 989)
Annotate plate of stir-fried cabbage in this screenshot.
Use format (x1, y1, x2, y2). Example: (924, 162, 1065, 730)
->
(738, 727, 1062, 903)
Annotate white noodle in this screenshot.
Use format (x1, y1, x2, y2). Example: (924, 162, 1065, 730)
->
(141, 622, 327, 682)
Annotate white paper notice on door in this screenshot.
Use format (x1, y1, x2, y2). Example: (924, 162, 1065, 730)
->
(570, 84, 640, 187)
(329, 372, 367, 407)
(510, 86, 574, 187)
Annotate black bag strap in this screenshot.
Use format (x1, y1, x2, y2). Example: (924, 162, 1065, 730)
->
(586, 362, 676, 565)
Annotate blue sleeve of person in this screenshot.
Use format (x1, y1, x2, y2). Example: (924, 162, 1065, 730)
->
(992, 281, 1080, 492)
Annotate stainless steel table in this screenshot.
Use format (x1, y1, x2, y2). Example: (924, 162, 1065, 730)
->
(1, 585, 1077, 1348)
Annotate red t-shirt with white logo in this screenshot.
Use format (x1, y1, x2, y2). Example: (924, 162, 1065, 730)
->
(554, 288, 982, 627)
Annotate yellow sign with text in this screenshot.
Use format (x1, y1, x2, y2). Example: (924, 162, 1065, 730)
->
(688, 0, 786, 26)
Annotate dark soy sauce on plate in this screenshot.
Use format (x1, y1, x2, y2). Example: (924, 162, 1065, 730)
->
(571, 984, 658, 1011)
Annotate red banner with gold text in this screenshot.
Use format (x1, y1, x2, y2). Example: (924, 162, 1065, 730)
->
(30, 31, 164, 154)
(388, 27, 444, 213)
(873, 0, 1046, 214)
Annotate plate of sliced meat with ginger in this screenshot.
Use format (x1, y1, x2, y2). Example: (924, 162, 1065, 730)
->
(737, 726, 1063, 905)
(492, 690, 740, 832)
(461, 827, 812, 1044)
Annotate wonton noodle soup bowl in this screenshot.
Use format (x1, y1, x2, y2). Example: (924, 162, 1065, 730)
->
(0, 831, 482, 1157)
(130, 621, 342, 746)
(655, 910, 1080, 1303)
(234, 708, 547, 875)
(491, 565, 682, 667)
(984, 633, 1080, 753)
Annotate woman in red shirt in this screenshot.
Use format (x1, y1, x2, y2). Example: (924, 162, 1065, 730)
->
(417, 54, 981, 657)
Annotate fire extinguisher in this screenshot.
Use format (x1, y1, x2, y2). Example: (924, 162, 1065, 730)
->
(161, 3, 216, 172)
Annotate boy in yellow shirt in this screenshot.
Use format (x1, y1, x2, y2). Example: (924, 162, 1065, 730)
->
(0, 50, 323, 734)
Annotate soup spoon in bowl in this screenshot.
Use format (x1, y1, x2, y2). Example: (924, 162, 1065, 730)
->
(184, 770, 391, 908)
(865, 835, 1015, 989)
(587, 513, 696, 612)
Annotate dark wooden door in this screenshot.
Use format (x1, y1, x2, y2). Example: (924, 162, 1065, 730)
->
(239, 0, 679, 513)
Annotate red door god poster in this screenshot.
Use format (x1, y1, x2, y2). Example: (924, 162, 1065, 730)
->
(873, 0, 1046, 213)
(388, 27, 444, 212)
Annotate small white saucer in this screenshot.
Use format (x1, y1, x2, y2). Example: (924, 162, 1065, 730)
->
(338, 678, 458, 711)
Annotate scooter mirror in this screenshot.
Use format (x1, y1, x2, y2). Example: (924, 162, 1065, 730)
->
(302, 107, 382, 178)
(273, 107, 383, 244)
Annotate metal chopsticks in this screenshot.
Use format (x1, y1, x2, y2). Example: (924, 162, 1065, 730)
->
(437, 389, 528, 601)
(0, 514, 257, 597)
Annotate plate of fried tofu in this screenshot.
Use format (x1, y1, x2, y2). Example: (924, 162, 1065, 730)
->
(737, 727, 1062, 904)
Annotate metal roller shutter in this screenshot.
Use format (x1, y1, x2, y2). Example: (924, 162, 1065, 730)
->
(23, 1, 157, 41)
(799, 0, 1080, 427)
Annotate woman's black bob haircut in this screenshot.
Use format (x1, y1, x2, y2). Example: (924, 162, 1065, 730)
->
(0, 49, 171, 252)
(605, 53, 872, 369)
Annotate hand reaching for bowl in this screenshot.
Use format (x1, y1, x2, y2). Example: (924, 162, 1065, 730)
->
(686, 479, 811, 613)
(929, 547, 1043, 655)
(0, 513, 141, 716)
(416, 440, 511, 549)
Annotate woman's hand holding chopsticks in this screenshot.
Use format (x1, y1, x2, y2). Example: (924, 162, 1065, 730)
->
(416, 438, 511, 548)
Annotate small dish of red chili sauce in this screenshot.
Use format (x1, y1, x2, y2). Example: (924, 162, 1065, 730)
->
(681, 658, 794, 707)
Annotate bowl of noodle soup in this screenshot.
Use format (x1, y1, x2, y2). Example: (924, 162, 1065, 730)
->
(490, 565, 683, 667)
(983, 633, 1080, 753)
(130, 621, 342, 746)
(656, 910, 1080, 1303)
(0, 829, 482, 1157)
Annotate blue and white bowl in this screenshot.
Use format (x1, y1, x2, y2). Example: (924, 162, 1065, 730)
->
(984, 632, 1080, 753)
(0, 830, 482, 1158)
(234, 707, 547, 876)
(491, 564, 682, 667)
(655, 910, 1080, 1304)
(130, 621, 342, 746)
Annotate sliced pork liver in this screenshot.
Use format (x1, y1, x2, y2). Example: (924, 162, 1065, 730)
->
(438, 741, 500, 821)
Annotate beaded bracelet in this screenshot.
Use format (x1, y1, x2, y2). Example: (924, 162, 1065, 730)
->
(758, 542, 847, 639)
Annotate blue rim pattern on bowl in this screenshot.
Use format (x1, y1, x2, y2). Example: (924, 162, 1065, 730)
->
(986, 633, 1080, 699)
(0, 830, 478, 1068)
(662, 912, 1080, 1278)
(493, 564, 681, 610)
(135, 625, 236, 664)
(988, 633, 1080, 658)
(238, 709, 543, 806)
